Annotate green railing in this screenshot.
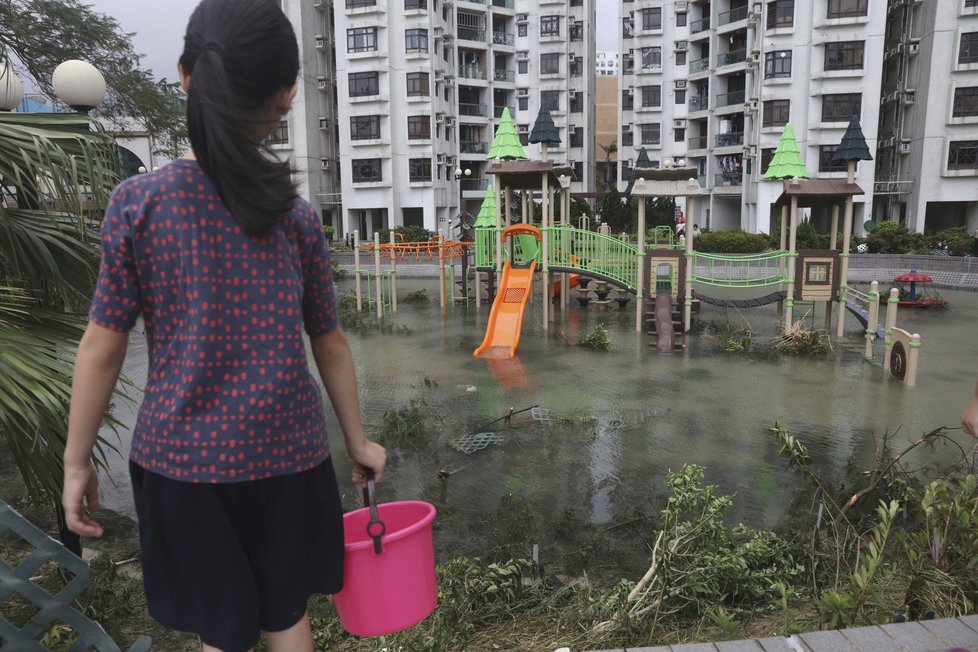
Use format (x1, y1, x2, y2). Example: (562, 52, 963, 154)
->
(474, 225, 641, 290)
(690, 251, 789, 288)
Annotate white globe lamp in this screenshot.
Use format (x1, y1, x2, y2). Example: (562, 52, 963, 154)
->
(0, 66, 25, 111)
(52, 60, 107, 113)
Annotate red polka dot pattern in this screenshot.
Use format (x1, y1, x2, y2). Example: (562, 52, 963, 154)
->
(89, 160, 338, 483)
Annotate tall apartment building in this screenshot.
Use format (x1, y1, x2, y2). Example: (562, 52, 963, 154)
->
(618, 0, 886, 234)
(329, 0, 596, 238)
(597, 50, 621, 75)
(875, 0, 978, 234)
(281, 0, 342, 231)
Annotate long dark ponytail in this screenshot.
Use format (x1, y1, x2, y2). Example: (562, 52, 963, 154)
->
(179, 0, 299, 235)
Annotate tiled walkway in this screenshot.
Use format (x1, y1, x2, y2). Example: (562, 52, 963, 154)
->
(588, 615, 978, 651)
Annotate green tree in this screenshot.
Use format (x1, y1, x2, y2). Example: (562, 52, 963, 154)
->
(0, 112, 121, 547)
(0, 0, 186, 157)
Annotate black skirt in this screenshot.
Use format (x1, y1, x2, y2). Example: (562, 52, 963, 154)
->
(130, 458, 345, 652)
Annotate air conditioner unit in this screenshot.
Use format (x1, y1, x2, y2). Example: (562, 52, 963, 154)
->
(516, 51, 529, 61)
(747, 51, 760, 65)
(444, 79, 456, 87)
(675, 79, 687, 89)
(517, 88, 529, 97)
(906, 42, 920, 54)
(320, 158, 330, 170)
(628, 48, 635, 56)
(676, 0, 688, 9)
(516, 13, 528, 22)
(673, 118, 686, 128)
(744, 144, 757, 157)
(901, 91, 915, 105)
(435, 113, 447, 124)
(882, 137, 895, 147)
(315, 36, 325, 49)
(898, 141, 911, 154)
(436, 154, 444, 162)
(317, 77, 327, 90)
(745, 99, 758, 112)
(312, 0, 322, 7)
(318, 117, 328, 130)
(675, 40, 688, 51)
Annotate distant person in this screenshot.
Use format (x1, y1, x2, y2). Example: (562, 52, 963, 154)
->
(62, 1, 386, 650)
(675, 217, 685, 237)
(962, 378, 978, 439)
(692, 224, 702, 237)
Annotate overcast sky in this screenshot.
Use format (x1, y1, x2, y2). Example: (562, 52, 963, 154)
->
(86, 0, 618, 82)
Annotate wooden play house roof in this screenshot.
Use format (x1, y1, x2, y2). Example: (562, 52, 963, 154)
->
(484, 160, 574, 190)
(774, 178, 864, 208)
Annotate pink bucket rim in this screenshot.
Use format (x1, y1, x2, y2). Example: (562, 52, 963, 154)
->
(343, 500, 436, 552)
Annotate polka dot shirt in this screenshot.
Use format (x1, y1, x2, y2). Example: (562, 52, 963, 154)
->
(89, 159, 338, 483)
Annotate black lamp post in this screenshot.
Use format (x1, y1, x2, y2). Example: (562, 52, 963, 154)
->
(454, 166, 472, 299)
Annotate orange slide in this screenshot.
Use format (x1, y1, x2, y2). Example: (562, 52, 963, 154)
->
(473, 260, 537, 359)
(552, 274, 581, 298)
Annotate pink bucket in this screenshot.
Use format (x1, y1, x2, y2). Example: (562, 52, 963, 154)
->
(332, 500, 438, 636)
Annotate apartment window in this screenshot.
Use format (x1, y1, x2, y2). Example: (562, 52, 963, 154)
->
(762, 99, 790, 126)
(948, 141, 978, 169)
(677, 51, 687, 65)
(765, 50, 792, 78)
(518, 23, 527, 37)
(641, 85, 662, 108)
(406, 72, 430, 96)
(573, 161, 584, 180)
(347, 0, 375, 7)
(570, 93, 584, 113)
(952, 87, 978, 117)
(675, 89, 686, 104)
(405, 28, 429, 52)
(570, 56, 583, 77)
(352, 158, 382, 182)
(623, 17, 635, 38)
(571, 21, 584, 41)
(767, 0, 794, 28)
(621, 127, 633, 147)
(570, 127, 583, 148)
(541, 15, 560, 36)
(407, 115, 431, 139)
(350, 115, 381, 140)
(827, 0, 868, 18)
(967, 0, 978, 6)
(640, 123, 661, 145)
(405, 0, 427, 8)
(349, 71, 379, 97)
(347, 27, 377, 53)
(642, 7, 662, 30)
(825, 41, 864, 70)
(675, 127, 685, 142)
(960, 33, 978, 64)
(518, 60, 528, 74)
(677, 12, 687, 26)
(822, 93, 861, 122)
(760, 147, 776, 173)
(540, 90, 560, 111)
(540, 52, 561, 75)
(641, 46, 662, 70)
(622, 90, 634, 110)
(409, 158, 432, 182)
(518, 125, 529, 146)
(818, 145, 848, 172)
(266, 119, 289, 145)
(518, 96, 528, 111)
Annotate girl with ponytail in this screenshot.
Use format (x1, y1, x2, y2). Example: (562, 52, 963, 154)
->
(62, 1, 386, 649)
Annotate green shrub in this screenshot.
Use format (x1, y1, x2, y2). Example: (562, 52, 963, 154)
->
(403, 288, 428, 302)
(694, 229, 771, 253)
(866, 221, 924, 254)
(322, 225, 334, 240)
(924, 226, 974, 257)
(378, 225, 436, 244)
(579, 324, 612, 351)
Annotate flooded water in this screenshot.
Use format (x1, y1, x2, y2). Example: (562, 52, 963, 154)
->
(99, 279, 978, 574)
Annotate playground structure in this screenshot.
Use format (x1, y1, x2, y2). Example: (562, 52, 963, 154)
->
(346, 111, 923, 385)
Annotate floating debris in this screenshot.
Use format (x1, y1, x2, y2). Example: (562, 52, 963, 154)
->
(530, 407, 553, 423)
(450, 432, 504, 454)
(455, 384, 478, 394)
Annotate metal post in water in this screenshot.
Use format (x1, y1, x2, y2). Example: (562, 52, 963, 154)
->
(778, 204, 787, 323)
(354, 230, 362, 312)
(439, 230, 446, 318)
(865, 281, 879, 359)
(542, 173, 550, 331)
(684, 195, 695, 332)
(635, 180, 646, 333)
(389, 231, 398, 314)
(882, 287, 899, 371)
(374, 231, 382, 321)
(906, 333, 921, 387)
(838, 161, 856, 338)
(784, 193, 799, 333)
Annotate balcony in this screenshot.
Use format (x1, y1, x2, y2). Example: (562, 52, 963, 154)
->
(716, 132, 744, 147)
(459, 0, 486, 4)
(688, 135, 709, 149)
(493, 68, 516, 82)
(715, 90, 745, 107)
(717, 48, 747, 67)
(460, 141, 488, 153)
(717, 5, 749, 26)
(494, 105, 515, 117)
(459, 102, 488, 117)
(492, 31, 515, 46)
(461, 178, 490, 191)
(491, 0, 514, 7)
(689, 95, 709, 111)
(690, 56, 710, 73)
(458, 26, 487, 42)
(459, 65, 487, 80)
(690, 16, 710, 33)
(714, 172, 743, 187)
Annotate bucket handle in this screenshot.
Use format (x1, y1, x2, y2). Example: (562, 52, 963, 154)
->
(362, 469, 386, 555)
